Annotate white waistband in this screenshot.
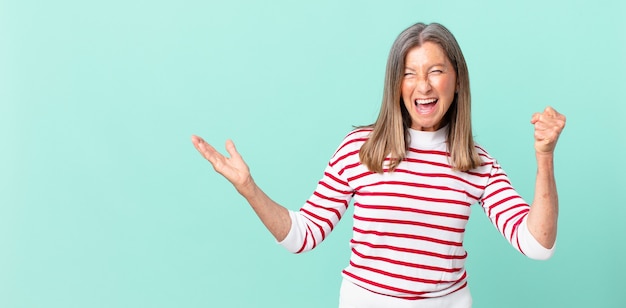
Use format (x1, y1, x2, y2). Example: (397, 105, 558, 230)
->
(338, 278, 472, 308)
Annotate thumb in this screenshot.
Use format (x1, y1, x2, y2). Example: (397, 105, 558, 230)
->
(530, 112, 541, 124)
(225, 139, 242, 160)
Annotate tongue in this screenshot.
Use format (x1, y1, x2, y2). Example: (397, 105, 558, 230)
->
(417, 102, 436, 114)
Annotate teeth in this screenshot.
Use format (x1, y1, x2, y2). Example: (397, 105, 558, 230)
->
(415, 98, 437, 105)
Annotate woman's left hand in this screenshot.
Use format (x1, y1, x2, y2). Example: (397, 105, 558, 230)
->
(531, 106, 566, 154)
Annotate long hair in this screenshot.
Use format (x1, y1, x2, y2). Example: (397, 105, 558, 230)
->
(359, 22, 481, 173)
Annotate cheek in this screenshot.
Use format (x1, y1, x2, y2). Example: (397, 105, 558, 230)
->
(401, 81, 412, 102)
(434, 77, 456, 98)
(401, 80, 412, 95)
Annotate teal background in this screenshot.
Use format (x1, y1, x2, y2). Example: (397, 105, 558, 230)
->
(1, 0, 625, 307)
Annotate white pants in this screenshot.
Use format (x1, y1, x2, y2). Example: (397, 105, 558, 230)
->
(338, 278, 472, 308)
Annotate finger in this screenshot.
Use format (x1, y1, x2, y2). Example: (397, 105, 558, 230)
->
(535, 119, 565, 138)
(224, 139, 243, 160)
(536, 115, 566, 133)
(533, 107, 565, 126)
(191, 135, 216, 155)
(191, 136, 225, 165)
(191, 135, 208, 151)
(530, 112, 541, 124)
(542, 107, 567, 127)
(543, 106, 557, 117)
(200, 143, 223, 164)
(191, 135, 200, 145)
(534, 127, 558, 141)
(533, 120, 549, 131)
(535, 118, 563, 139)
(192, 136, 210, 156)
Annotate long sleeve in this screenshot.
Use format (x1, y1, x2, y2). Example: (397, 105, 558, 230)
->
(279, 130, 364, 253)
(478, 155, 554, 260)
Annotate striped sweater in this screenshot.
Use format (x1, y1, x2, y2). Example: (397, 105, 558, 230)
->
(279, 125, 554, 299)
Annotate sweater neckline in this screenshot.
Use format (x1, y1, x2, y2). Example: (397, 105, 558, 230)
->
(408, 125, 448, 146)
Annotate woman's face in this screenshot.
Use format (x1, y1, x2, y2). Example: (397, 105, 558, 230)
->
(401, 42, 457, 131)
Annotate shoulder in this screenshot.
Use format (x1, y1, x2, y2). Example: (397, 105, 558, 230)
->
(344, 127, 373, 141)
(473, 142, 501, 169)
(335, 127, 372, 152)
(328, 127, 371, 164)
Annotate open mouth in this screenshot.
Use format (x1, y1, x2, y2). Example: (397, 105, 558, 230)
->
(414, 98, 438, 114)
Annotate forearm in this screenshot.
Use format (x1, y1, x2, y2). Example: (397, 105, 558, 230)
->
(237, 178, 292, 242)
(527, 153, 558, 248)
(191, 137, 293, 241)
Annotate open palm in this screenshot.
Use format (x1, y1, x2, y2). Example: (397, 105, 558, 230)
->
(191, 135, 251, 189)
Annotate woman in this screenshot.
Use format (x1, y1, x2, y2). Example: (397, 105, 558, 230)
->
(191, 22, 566, 308)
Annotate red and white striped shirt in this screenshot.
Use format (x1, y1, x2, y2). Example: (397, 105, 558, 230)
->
(280, 125, 553, 299)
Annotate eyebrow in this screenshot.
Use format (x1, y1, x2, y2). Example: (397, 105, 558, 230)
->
(404, 63, 448, 70)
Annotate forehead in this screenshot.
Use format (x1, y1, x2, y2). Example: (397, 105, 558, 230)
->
(404, 42, 450, 67)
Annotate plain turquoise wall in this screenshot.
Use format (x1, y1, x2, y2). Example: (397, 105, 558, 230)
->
(2, 0, 625, 307)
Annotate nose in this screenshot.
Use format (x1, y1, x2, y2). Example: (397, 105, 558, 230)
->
(416, 76, 432, 94)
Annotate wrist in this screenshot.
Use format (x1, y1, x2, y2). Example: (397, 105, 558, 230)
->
(535, 151, 554, 159)
(236, 176, 257, 197)
(535, 151, 555, 172)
